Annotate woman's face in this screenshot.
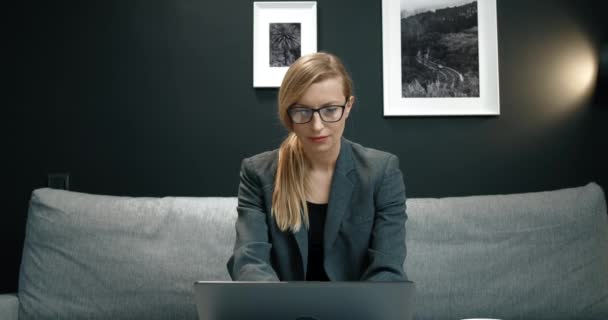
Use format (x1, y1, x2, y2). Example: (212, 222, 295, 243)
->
(290, 77, 353, 158)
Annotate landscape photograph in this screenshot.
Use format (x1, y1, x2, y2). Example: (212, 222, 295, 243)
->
(401, 0, 480, 98)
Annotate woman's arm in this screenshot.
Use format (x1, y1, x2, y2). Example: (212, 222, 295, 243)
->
(226, 158, 280, 281)
(360, 154, 408, 281)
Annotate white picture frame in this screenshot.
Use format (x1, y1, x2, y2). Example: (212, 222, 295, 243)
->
(382, 0, 500, 116)
(253, 2, 317, 88)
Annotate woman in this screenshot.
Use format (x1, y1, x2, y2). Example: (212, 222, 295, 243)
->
(227, 52, 407, 281)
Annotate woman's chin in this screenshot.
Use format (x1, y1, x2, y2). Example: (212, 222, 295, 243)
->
(303, 139, 337, 155)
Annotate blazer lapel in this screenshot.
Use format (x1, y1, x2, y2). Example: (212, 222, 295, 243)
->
(288, 138, 356, 278)
(324, 138, 355, 254)
(265, 158, 309, 279)
(293, 218, 308, 277)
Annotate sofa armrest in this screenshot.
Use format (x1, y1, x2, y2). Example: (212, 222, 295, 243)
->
(0, 293, 19, 320)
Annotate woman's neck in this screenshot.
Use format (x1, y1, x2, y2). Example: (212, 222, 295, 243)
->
(305, 141, 341, 172)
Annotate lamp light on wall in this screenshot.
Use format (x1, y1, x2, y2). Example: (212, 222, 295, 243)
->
(561, 42, 598, 100)
(537, 27, 599, 113)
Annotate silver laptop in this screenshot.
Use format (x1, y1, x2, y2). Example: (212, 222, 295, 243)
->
(193, 281, 416, 320)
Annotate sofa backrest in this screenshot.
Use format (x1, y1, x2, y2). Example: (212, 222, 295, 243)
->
(17, 183, 608, 319)
(404, 182, 608, 320)
(18, 191, 237, 319)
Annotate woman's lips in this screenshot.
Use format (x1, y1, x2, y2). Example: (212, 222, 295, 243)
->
(309, 136, 328, 143)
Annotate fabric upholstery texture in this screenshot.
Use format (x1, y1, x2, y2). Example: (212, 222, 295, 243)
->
(0, 294, 18, 320)
(18, 189, 236, 319)
(16, 183, 608, 319)
(405, 182, 608, 320)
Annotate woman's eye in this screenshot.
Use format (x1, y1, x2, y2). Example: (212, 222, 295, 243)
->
(322, 107, 339, 115)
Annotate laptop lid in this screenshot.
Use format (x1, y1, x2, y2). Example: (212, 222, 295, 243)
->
(193, 281, 416, 320)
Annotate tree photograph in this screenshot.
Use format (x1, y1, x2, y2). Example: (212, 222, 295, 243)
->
(270, 23, 301, 67)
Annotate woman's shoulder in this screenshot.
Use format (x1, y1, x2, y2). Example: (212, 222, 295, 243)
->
(241, 148, 279, 181)
(343, 138, 402, 180)
(346, 139, 399, 164)
(244, 148, 279, 164)
(343, 139, 403, 188)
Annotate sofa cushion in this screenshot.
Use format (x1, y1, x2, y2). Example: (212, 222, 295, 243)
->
(18, 183, 608, 320)
(18, 188, 236, 320)
(405, 182, 608, 320)
(0, 294, 18, 320)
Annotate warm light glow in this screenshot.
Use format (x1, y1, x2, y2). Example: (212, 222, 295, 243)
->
(510, 8, 600, 137)
(554, 38, 598, 104)
(539, 28, 599, 113)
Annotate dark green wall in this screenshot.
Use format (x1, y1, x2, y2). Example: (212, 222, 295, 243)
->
(5, 0, 607, 293)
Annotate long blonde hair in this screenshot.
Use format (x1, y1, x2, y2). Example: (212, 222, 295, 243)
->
(272, 52, 353, 232)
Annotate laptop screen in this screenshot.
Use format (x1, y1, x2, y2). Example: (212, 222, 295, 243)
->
(193, 281, 415, 320)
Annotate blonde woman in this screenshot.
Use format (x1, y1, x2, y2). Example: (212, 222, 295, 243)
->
(227, 52, 407, 281)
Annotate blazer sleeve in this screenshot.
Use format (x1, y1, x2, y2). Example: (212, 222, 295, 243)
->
(360, 154, 408, 281)
(226, 157, 280, 281)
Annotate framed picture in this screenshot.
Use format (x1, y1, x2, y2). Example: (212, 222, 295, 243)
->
(253, 2, 317, 88)
(382, 0, 500, 116)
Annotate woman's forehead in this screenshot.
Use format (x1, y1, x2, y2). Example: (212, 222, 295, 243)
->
(297, 78, 345, 105)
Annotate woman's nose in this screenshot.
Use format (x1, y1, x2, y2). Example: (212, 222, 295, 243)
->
(310, 112, 324, 130)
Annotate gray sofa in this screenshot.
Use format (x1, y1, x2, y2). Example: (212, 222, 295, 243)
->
(1, 183, 607, 319)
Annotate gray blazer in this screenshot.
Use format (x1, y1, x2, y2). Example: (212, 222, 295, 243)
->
(227, 138, 407, 281)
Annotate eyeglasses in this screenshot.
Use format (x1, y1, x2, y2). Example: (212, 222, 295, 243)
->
(287, 102, 347, 124)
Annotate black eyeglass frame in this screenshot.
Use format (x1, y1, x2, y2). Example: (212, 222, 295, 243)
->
(287, 99, 349, 124)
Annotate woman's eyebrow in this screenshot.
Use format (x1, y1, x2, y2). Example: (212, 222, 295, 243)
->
(294, 100, 345, 108)
(320, 101, 345, 106)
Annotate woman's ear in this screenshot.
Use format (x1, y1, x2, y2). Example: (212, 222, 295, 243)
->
(345, 96, 355, 117)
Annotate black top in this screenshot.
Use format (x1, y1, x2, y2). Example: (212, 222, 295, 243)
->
(306, 201, 330, 281)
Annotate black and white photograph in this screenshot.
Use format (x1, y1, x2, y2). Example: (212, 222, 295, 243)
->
(253, 2, 317, 87)
(401, 0, 479, 98)
(269, 23, 301, 67)
(382, 0, 499, 116)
